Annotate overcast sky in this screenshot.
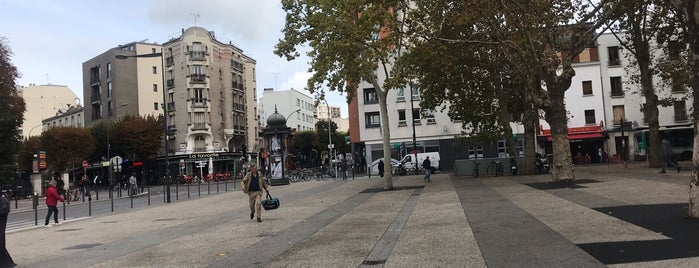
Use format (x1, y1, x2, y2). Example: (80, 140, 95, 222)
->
(0, 0, 348, 117)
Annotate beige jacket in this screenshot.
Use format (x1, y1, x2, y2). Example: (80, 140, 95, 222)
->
(241, 171, 268, 194)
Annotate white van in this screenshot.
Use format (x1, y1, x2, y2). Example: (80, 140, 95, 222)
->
(399, 152, 440, 173)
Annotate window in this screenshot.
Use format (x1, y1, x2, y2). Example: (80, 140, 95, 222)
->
(425, 109, 435, 124)
(398, 110, 406, 126)
(608, 46, 620, 65)
(584, 109, 596, 124)
(412, 108, 421, 125)
(468, 146, 483, 159)
(410, 84, 420, 100)
(674, 101, 687, 121)
(152, 66, 157, 74)
(612, 105, 625, 125)
(107, 101, 113, 116)
(153, 84, 158, 92)
(396, 88, 405, 102)
(297, 99, 300, 107)
(364, 88, 378, 104)
(610, 77, 623, 97)
(365, 112, 380, 128)
(154, 102, 159, 110)
(107, 82, 112, 98)
(582, 80, 592, 95)
(194, 88, 204, 103)
(106, 62, 112, 79)
(497, 140, 507, 158)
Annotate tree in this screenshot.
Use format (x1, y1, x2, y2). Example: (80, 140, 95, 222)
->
(110, 115, 163, 161)
(315, 120, 337, 164)
(17, 136, 41, 172)
(292, 130, 320, 168)
(276, 0, 413, 190)
(88, 120, 111, 162)
(0, 37, 25, 168)
(40, 126, 95, 172)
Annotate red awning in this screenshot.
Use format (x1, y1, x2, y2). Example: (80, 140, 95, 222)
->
(543, 132, 604, 142)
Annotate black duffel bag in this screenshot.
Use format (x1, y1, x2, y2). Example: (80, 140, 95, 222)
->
(262, 192, 280, 210)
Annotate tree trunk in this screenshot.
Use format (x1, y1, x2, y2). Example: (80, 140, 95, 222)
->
(369, 77, 393, 190)
(687, 0, 699, 217)
(523, 102, 538, 174)
(546, 87, 575, 181)
(637, 47, 662, 168)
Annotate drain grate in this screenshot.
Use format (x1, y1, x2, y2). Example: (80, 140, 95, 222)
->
(56, 228, 81, 232)
(64, 243, 102, 250)
(362, 260, 386, 265)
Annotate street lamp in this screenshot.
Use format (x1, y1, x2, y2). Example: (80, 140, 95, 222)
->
(322, 99, 336, 176)
(115, 51, 173, 203)
(286, 108, 302, 122)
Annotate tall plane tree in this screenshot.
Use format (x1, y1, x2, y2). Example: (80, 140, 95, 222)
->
(0, 37, 25, 170)
(276, 0, 412, 189)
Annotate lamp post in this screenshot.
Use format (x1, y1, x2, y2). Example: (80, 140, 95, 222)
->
(409, 85, 418, 174)
(322, 100, 335, 176)
(115, 51, 173, 203)
(286, 108, 301, 122)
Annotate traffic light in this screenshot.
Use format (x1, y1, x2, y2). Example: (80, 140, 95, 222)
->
(344, 135, 350, 144)
(241, 144, 248, 162)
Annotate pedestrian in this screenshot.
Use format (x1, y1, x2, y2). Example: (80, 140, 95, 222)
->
(378, 159, 384, 178)
(129, 173, 138, 197)
(660, 137, 680, 173)
(598, 147, 604, 163)
(0, 194, 15, 268)
(242, 165, 269, 223)
(78, 175, 86, 197)
(422, 156, 432, 183)
(44, 180, 65, 227)
(341, 158, 348, 180)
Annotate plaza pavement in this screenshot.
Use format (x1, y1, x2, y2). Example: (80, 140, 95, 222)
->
(6, 163, 699, 267)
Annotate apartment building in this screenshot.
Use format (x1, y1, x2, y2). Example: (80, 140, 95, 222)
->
(42, 106, 84, 130)
(19, 84, 79, 137)
(83, 42, 164, 125)
(259, 88, 316, 132)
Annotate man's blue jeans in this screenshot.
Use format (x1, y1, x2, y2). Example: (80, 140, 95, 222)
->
(424, 169, 431, 182)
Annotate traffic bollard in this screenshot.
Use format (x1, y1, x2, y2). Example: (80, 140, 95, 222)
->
(187, 184, 190, 199)
(175, 183, 179, 201)
(62, 199, 66, 220)
(147, 187, 151, 206)
(130, 194, 133, 208)
(88, 195, 92, 216)
(163, 184, 166, 203)
(207, 181, 211, 195)
(216, 181, 219, 193)
(198, 182, 201, 197)
(34, 193, 38, 225)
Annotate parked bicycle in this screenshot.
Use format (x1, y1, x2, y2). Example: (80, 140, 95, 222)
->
(472, 161, 480, 178)
(486, 159, 504, 177)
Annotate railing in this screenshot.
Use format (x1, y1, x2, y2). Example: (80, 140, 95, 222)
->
(190, 74, 206, 83)
(610, 90, 624, 97)
(91, 94, 101, 103)
(90, 78, 100, 86)
(167, 102, 175, 111)
(192, 99, 208, 107)
(193, 146, 207, 152)
(192, 123, 208, 130)
(233, 103, 245, 111)
(166, 79, 175, 88)
(165, 56, 174, 66)
(190, 51, 206, 61)
(231, 60, 243, 71)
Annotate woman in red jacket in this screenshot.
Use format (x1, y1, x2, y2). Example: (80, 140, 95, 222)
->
(44, 180, 65, 227)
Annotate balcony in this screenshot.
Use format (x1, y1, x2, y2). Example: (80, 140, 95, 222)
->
(192, 98, 208, 108)
(167, 102, 175, 111)
(233, 103, 245, 111)
(190, 51, 206, 61)
(90, 78, 100, 86)
(165, 56, 174, 66)
(193, 146, 207, 152)
(166, 79, 175, 88)
(190, 74, 206, 84)
(91, 94, 101, 103)
(192, 122, 208, 130)
(231, 60, 243, 71)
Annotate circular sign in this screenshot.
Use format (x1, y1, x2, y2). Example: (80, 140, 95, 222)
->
(82, 160, 88, 168)
(180, 160, 185, 167)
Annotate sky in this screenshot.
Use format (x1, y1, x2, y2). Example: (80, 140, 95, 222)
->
(0, 0, 349, 117)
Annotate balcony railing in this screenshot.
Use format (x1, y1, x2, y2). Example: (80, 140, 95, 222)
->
(192, 122, 208, 130)
(233, 103, 245, 111)
(167, 102, 175, 111)
(190, 51, 206, 61)
(165, 56, 174, 66)
(231, 60, 243, 71)
(192, 99, 208, 107)
(90, 78, 100, 86)
(91, 94, 101, 103)
(190, 74, 206, 84)
(166, 79, 175, 88)
(193, 146, 207, 152)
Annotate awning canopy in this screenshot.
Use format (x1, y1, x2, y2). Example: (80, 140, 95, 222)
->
(541, 132, 604, 142)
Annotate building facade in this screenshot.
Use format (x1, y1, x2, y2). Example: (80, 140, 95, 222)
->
(259, 88, 316, 132)
(83, 42, 164, 125)
(19, 84, 79, 137)
(41, 106, 84, 130)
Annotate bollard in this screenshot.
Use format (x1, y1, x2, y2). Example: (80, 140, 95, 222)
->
(163, 184, 166, 203)
(147, 187, 151, 206)
(34, 193, 38, 225)
(198, 182, 201, 197)
(233, 178, 236, 189)
(175, 183, 179, 201)
(63, 200, 66, 220)
(14, 195, 17, 209)
(66, 192, 70, 205)
(96, 186, 99, 200)
(225, 180, 228, 191)
(187, 183, 190, 199)
(88, 194, 92, 216)
(207, 181, 211, 195)
(216, 181, 219, 193)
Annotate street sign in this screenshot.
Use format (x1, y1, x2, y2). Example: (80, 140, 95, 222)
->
(110, 156, 123, 166)
(82, 160, 88, 168)
(328, 144, 334, 149)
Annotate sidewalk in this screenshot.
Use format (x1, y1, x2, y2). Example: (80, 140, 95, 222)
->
(7, 165, 699, 267)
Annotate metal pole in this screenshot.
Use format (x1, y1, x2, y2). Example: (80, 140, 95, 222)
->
(410, 89, 418, 174)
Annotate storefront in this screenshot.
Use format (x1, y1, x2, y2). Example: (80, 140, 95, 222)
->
(537, 125, 607, 164)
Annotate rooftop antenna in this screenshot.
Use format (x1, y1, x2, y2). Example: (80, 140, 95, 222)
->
(273, 72, 279, 90)
(45, 73, 50, 85)
(190, 13, 200, 26)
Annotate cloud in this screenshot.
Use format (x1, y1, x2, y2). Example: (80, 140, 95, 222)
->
(281, 71, 313, 95)
(147, 0, 284, 43)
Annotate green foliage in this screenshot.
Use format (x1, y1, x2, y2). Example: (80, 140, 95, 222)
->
(111, 115, 163, 160)
(40, 126, 95, 171)
(0, 37, 25, 166)
(17, 136, 41, 172)
(88, 120, 111, 161)
(315, 120, 338, 146)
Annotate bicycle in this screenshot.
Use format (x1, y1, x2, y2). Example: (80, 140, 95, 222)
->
(486, 159, 504, 177)
(472, 161, 480, 178)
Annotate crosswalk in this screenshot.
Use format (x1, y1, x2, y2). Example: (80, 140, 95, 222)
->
(6, 217, 90, 233)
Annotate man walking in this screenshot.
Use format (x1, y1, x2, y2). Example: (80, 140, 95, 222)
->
(377, 159, 384, 178)
(129, 173, 138, 197)
(0, 194, 15, 267)
(422, 156, 431, 183)
(660, 137, 680, 173)
(341, 158, 348, 180)
(44, 180, 65, 227)
(242, 165, 269, 222)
